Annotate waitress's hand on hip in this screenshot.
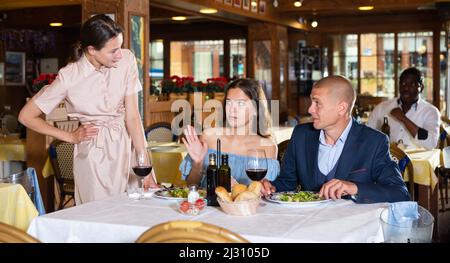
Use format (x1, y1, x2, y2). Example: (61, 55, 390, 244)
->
(70, 123, 98, 144)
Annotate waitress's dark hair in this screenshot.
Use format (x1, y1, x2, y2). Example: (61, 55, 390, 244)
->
(400, 67, 424, 92)
(68, 14, 123, 63)
(223, 78, 272, 138)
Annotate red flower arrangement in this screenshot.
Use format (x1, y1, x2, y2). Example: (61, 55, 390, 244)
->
(32, 73, 57, 93)
(159, 75, 228, 94)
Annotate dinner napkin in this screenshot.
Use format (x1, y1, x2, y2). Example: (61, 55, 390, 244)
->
(387, 201, 419, 225)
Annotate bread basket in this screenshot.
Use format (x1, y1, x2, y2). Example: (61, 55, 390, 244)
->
(217, 197, 260, 216)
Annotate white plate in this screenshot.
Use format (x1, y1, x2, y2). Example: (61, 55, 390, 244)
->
(264, 191, 331, 206)
(153, 188, 206, 201)
(153, 189, 186, 200)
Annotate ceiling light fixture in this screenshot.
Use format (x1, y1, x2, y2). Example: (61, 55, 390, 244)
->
(200, 8, 218, 14)
(311, 20, 318, 28)
(294, 0, 303, 8)
(171, 16, 187, 21)
(49, 22, 63, 27)
(273, 0, 279, 8)
(297, 17, 307, 24)
(358, 6, 374, 11)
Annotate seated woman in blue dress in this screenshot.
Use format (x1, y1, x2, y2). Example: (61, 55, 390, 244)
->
(179, 78, 280, 187)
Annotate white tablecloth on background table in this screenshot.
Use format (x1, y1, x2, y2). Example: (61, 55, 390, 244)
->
(27, 194, 387, 243)
(272, 126, 295, 144)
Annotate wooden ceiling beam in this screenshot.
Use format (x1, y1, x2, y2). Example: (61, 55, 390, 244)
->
(0, 0, 81, 10)
(275, 0, 439, 13)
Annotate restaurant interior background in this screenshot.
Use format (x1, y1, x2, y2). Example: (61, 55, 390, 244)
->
(1, 0, 450, 242)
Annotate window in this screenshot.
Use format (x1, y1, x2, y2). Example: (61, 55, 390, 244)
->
(332, 34, 358, 90)
(150, 40, 164, 86)
(170, 40, 224, 82)
(230, 39, 246, 79)
(397, 32, 433, 102)
(331, 31, 437, 104)
(360, 33, 395, 97)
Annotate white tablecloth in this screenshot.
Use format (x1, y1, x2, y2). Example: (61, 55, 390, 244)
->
(272, 126, 294, 144)
(27, 194, 387, 243)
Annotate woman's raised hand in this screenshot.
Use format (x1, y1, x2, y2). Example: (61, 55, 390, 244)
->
(182, 125, 208, 164)
(70, 123, 98, 144)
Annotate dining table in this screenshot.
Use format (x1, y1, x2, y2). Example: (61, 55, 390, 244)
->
(404, 148, 441, 240)
(27, 192, 387, 243)
(272, 126, 295, 144)
(0, 183, 39, 230)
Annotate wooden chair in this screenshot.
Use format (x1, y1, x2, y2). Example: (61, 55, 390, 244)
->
(145, 122, 176, 142)
(54, 120, 79, 132)
(277, 140, 290, 167)
(135, 220, 249, 243)
(49, 140, 75, 210)
(436, 116, 450, 211)
(0, 222, 40, 243)
(390, 143, 415, 200)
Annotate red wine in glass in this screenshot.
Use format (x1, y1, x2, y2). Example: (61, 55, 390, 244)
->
(132, 166, 153, 177)
(245, 169, 267, 181)
(246, 149, 268, 181)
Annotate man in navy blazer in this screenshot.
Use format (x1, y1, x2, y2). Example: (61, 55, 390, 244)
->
(262, 76, 410, 203)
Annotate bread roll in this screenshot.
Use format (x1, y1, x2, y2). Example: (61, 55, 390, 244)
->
(215, 186, 232, 202)
(247, 181, 262, 197)
(234, 191, 258, 202)
(231, 184, 247, 200)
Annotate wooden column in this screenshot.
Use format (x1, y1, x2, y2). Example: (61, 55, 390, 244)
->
(26, 128, 54, 212)
(82, 0, 150, 126)
(248, 23, 289, 123)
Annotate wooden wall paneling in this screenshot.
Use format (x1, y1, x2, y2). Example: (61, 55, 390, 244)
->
(433, 27, 441, 109)
(314, 12, 441, 34)
(81, 0, 121, 24)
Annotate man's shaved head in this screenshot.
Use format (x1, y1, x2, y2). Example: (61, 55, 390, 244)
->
(312, 75, 356, 115)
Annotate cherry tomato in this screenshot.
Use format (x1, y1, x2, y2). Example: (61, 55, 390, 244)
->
(179, 201, 189, 213)
(195, 199, 205, 210)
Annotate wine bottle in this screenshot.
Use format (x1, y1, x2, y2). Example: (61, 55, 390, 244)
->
(218, 154, 231, 192)
(206, 153, 219, 206)
(381, 116, 390, 138)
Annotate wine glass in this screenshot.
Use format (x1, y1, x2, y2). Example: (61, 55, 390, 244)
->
(245, 149, 268, 181)
(132, 149, 153, 199)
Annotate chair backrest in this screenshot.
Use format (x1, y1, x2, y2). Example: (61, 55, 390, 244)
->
(145, 122, 176, 142)
(0, 222, 40, 243)
(277, 140, 290, 165)
(135, 220, 249, 243)
(49, 140, 75, 185)
(439, 116, 450, 150)
(390, 143, 415, 200)
(54, 120, 79, 132)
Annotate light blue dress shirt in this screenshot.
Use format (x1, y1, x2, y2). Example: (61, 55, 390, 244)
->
(318, 119, 352, 175)
(179, 149, 280, 187)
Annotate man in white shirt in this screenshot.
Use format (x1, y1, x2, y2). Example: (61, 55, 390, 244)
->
(367, 67, 440, 150)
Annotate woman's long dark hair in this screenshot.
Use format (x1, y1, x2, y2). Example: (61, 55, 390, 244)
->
(223, 78, 272, 138)
(68, 14, 123, 63)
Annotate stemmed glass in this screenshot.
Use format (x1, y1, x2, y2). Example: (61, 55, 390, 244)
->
(245, 149, 268, 181)
(132, 149, 153, 199)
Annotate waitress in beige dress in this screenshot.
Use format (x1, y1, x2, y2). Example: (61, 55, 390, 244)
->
(19, 15, 157, 204)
